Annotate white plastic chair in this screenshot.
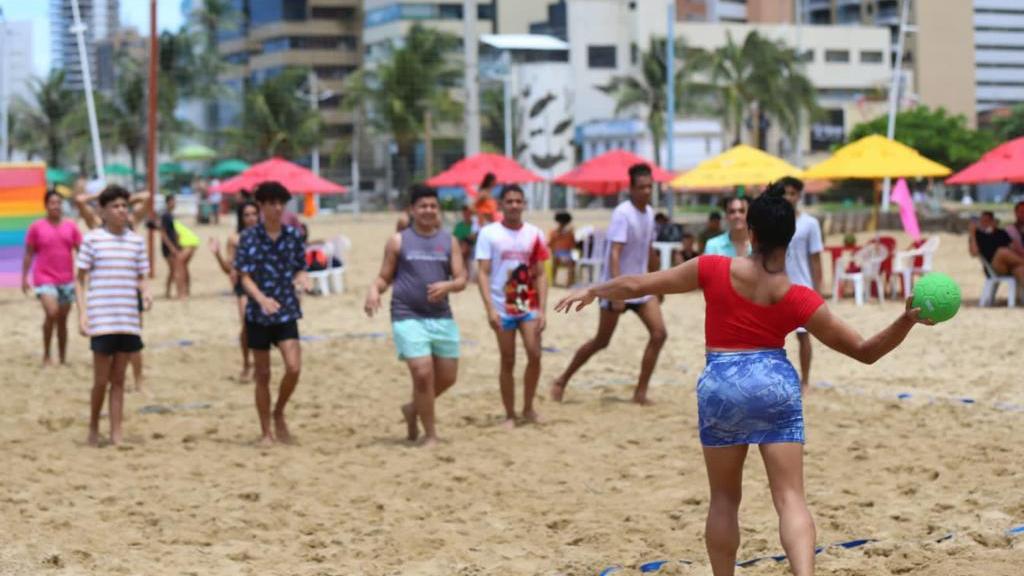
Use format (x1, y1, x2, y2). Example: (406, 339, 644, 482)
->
(327, 234, 350, 293)
(306, 242, 337, 295)
(890, 236, 941, 299)
(833, 243, 889, 306)
(575, 229, 608, 285)
(979, 257, 1017, 308)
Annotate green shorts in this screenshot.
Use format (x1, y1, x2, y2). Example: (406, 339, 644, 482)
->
(392, 318, 460, 360)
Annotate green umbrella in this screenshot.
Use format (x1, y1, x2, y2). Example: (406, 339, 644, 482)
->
(46, 167, 72, 185)
(174, 144, 217, 161)
(208, 158, 250, 178)
(159, 162, 188, 176)
(105, 163, 136, 177)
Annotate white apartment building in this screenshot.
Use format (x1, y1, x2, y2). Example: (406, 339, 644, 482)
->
(50, 0, 120, 90)
(974, 0, 1024, 111)
(1, 20, 34, 104)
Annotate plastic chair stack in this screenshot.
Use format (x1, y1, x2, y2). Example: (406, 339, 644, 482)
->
(575, 229, 607, 285)
(889, 236, 941, 299)
(833, 243, 889, 306)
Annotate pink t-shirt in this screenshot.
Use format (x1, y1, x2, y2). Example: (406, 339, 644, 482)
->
(26, 218, 83, 286)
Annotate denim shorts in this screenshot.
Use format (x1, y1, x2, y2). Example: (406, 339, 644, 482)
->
(35, 282, 76, 305)
(392, 318, 460, 360)
(500, 311, 537, 332)
(697, 349, 804, 447)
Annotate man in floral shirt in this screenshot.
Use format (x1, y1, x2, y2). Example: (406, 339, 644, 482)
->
(235, 181, 310, 445)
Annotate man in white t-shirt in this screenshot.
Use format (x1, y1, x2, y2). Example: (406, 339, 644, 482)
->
(550, 164, 667, 405)
(475, 185, 550, 427)
(780, 176, 823, 391)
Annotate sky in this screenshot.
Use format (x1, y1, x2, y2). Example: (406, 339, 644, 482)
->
(1, 0, 185, 77)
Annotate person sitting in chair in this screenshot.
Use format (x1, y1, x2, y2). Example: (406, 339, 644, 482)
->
(970, 211, 1024, 285)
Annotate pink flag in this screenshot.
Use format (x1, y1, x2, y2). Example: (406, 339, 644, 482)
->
(890, 178, 921, 240)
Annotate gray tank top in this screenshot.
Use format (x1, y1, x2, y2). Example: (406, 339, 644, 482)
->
(391, 227, 454, 321)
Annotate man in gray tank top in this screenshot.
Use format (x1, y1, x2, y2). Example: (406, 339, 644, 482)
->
(365, 185, 467, 446)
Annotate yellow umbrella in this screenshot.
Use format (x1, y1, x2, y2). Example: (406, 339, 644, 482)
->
(671, 144, 803, 189)
(803, 134, 951, 179)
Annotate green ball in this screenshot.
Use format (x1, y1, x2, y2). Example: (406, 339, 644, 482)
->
(912, 272, 961, 323)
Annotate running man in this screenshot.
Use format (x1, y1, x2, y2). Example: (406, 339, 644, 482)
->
(550, 163, 667, 405)
(365, 185, 467, 445)
(235, 182, 310, 445)
(22, 190, 83, 366)
(76, 186, 151, 446)
(778, 177, 823, 391)
(209, 199, 260, 382)
(475, 184, 550, 427)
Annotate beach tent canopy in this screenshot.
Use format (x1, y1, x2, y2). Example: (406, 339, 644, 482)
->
(174, 143, 218, 162)
(670, 145, 802, 189)
(211, 157, 347, 195)
(426, 153, 542, 193)
(208, 159, 250, 179)
(803, 134, 951, 180)
(46, 167, 72, 185)
(554, 150, 673, 195)
(946, 137, 1024, 185)
(104, 163, 136, 177)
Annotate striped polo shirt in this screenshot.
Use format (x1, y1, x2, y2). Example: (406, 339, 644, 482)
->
(77, 227, 149, 336)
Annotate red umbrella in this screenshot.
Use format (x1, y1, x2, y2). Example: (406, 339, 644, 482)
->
(946, 137, 1024, 185)
(553, 150, 674, 195)
(426, 153, 543, 193)
(211, 157, 347, 195)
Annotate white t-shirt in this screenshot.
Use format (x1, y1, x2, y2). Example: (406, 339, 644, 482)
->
(785, 212, 824, 289)
(77, 228, 149, 336)
(601, 201, 655, 304)
(475, 221, 550, 316)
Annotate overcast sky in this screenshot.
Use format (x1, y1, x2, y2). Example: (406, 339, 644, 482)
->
(1, 0, 185, 77)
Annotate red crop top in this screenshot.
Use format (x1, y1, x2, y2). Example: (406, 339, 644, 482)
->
(698, 255, 825, 350)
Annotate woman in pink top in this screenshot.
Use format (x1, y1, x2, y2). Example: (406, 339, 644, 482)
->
(556, 190, 933, 576)
(22, 191, 83, 365)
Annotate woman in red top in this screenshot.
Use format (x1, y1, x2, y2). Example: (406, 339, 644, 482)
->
(556, 190, 932, 576)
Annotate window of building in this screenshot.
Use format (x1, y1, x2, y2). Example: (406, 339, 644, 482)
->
(588, 45, 617, 69)
(311, 7, 356, 20)
(251, 1, 307, 26)
(630, 42, 638, 65)
(860, 50, 884, 64)
(799, 49, 814, 63)
(365, 3, 496, 27)
(825, 49, 850, 63)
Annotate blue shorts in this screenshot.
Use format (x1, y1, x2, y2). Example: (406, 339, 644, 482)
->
(392, 318, 460, 360)
(500, 311, 537, 332)
(697, 349, 804, 447)
(35, 282, 76, 305)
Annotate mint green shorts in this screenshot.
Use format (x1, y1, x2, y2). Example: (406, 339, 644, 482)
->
(392, 318, 460, 360)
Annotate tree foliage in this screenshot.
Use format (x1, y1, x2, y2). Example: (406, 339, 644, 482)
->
(232, 68, 321, 159)
(849, 106, 996, 171)
(988, 104, 1024, 142)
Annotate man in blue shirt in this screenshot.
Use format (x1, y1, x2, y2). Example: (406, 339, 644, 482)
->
(235, 181, 310, 445)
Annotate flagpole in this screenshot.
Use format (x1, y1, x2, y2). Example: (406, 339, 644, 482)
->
(882, 0, 912, 213)
(70, 0, 105, 179)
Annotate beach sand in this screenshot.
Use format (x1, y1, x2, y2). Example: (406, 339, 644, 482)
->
(1, 211, 1021, 575)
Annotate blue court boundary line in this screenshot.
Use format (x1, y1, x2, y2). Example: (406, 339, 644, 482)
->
(813, 380, 1024, 414)
(596, 525, 1024, 574)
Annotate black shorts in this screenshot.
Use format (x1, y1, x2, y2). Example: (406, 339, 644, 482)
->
(233, 281, 245, 297)
(91, 334, 144, 355)
(599, 299, 646, 314)
(246, 320, 299, 350)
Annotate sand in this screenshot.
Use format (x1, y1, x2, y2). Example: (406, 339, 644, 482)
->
(0, 211, 1021, 576)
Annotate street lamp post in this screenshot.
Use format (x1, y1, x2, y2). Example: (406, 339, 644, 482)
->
(0, 8, 8, 163)
(70, 0, 105, 180)
(300, 70, 335, 210)
(882, 0, 913, 213)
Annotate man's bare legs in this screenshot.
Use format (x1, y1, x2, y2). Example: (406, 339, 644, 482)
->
(632, 299, 668, 405)
(993, 247, 1024, 283)
(797, 332, 812, 392)
(495, 327, 518, 427)
(519, 319, 543, 423)
(402, 356, 457, 444)
(760, 443, 816, 576)
(180, 247, 196, 298)
(550, 308, 620, 401)
(273, 339, 301, 444)
(703, 445, 748, 576)
(252, 348, 274, 444)
(55, 303, 71, 364)
(88, 352, 129, 446)
(129, 352, 144, 392)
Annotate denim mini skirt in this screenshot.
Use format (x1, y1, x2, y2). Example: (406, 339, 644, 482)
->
(697, 349, 804, 447)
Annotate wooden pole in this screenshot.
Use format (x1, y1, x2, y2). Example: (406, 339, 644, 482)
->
(146, 0, 158, 278)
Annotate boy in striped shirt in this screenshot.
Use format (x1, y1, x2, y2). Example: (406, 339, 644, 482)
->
(75, 186, 151, 446)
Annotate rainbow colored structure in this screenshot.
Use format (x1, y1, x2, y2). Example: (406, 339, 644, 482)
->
(0, 163, 47, 287)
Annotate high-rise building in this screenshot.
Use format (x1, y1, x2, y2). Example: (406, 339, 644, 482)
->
(1, 20, 35, 105)
(973, 0, 1024, 113)
(50, 0, 120, 90)
(674, 0, 793, 23)
(215, 1, 362, 147)
(95, 27, 147, 95)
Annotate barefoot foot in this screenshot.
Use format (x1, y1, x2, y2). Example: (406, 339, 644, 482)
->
(401, 403, 419, 442)
(273, 414, 293, 445)
(523, 410, 542, 424)
(501, 417, 517, 430)
(632, 392, 654, 406)
(257, 434, 275, 446)
(87, 431, 100, 447)
(420, 436, 440, 448)
(550, 379, 566, 402)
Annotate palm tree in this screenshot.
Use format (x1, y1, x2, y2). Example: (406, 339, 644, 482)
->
(188, 0, 238, 143)
(158, 29, 198, 154)
(20, 70, 77, 167)
(232, 67, 321, 159)
(597, 38, 712, 166)
(8, 97, 45, 160)
(344, 24, 463, 191)
(110, 56, 147, 177)
(703, 31, 817, 150)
